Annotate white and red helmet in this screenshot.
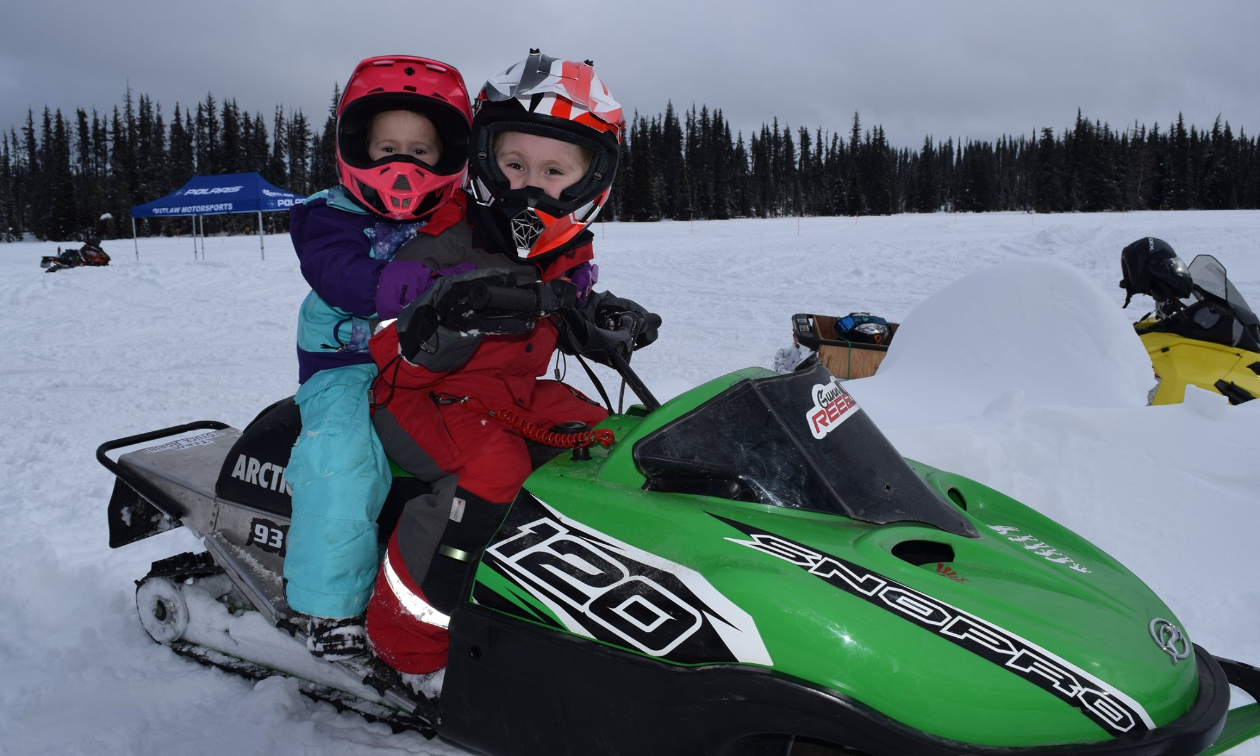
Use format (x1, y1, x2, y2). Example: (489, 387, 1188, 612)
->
(336, 56, 472, 221)
(469, 51, 625, 259)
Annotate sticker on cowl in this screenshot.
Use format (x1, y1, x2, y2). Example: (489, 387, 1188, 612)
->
(807, 379, 860, 440)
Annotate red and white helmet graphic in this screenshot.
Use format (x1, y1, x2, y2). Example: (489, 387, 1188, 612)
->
(469, 51, 625, 259)
(336, 56, 472, 221)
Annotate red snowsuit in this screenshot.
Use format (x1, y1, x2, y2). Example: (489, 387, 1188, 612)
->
(364, 212, 607, 674)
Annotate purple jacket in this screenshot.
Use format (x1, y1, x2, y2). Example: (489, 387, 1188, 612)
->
(291, 187, 423, 383)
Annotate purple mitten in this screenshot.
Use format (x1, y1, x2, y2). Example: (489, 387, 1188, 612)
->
(376, 261, 434, 320)
(570, 262, 599, 306)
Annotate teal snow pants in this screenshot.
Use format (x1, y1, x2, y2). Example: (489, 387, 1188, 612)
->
(283, 363, 391, 619)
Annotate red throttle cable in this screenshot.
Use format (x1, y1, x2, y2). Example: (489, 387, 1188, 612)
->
(438, 393, 615, 449)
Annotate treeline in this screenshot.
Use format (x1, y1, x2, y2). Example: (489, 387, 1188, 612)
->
(0, 87, 342, 242)
(3, 88, 1259, 243)
(609, 105, 1260, 221)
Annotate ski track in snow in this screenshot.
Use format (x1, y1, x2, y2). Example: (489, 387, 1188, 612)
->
(1, 210, 1257, 754)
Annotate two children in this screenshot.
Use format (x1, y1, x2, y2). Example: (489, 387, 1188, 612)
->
(288, 52, 657, 668)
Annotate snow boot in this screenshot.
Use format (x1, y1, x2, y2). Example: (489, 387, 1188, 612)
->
(306, 615, 368, 660)
(401, 667, 446, 703)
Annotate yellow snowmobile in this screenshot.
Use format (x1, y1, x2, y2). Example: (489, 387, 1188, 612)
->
(1120, 238, 1260, 405)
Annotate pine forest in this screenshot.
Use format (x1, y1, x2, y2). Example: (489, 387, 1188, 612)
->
(2, 87, 1258, 243)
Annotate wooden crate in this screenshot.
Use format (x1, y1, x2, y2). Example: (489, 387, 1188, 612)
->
(792, 313, 899, 380)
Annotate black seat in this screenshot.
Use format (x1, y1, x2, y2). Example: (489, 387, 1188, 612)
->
(215, 397, 424, 544)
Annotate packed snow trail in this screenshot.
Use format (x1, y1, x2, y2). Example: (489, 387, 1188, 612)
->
(0, 210, 1256, 754)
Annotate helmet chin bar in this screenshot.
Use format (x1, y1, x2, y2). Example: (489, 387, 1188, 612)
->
(510, 209, 546, 255)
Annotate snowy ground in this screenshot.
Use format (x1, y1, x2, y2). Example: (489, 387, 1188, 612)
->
(1, 210, 1257, 755)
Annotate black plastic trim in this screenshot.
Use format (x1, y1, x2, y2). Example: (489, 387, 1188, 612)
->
(438, 602, 1231, 756)
(1213, 380, 1255, 405)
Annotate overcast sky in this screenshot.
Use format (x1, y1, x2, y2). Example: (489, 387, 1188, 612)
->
(5, 0, 1260, 151)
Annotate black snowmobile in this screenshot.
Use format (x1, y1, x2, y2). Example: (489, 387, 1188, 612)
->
(98, 282, 1260, 755)
(41, 238, 111, 273)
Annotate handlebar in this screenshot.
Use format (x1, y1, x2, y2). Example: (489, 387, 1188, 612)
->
(469, 282, 540, 313)
(454, 280, 662, 412)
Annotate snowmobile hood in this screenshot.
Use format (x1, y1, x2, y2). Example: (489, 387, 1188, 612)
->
(480, 365, 1206, 748)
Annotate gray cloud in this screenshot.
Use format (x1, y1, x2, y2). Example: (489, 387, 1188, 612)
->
(3, 0, 1258, 152)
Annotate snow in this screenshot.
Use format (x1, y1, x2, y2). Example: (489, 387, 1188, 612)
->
(1, 210, 1257, 754)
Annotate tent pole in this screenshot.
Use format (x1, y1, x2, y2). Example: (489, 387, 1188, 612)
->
(191, 216, 196, 260)
(131, 217, 139, 260)
(258, 210, 265, 260)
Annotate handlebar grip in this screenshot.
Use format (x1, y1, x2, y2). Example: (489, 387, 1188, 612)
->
(469, 283, 539, 313)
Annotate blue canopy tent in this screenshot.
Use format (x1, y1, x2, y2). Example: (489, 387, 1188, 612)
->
(130, 172, 305, 261)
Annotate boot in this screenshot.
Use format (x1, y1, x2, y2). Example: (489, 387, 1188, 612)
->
(306, 615, 367, 660)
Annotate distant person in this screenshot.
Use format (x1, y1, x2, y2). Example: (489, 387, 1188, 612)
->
(285, 55, 473, 659)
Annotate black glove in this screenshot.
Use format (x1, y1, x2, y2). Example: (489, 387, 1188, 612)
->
(557, 314, 635, 366)
(558, 291, 662, 366)
(398, 268, 528, 365)
(587, 292, 661, 351)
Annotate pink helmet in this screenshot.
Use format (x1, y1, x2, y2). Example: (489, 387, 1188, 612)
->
(336, 56, 472, 221)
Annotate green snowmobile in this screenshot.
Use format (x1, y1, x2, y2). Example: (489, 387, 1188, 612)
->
(98, 287, 1260, 755)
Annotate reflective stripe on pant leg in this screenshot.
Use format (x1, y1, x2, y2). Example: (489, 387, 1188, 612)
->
(383, 549, 450, 629)
(365, 534, 451, 674)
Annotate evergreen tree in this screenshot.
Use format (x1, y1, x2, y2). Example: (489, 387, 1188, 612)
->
(659, 102, 686, 218)
(266, 106, 288, 188)
(627, 114, 660, 221)
(219, 99, 242, 174)
(846, 113, 865, 215)
(168, 104, 195, 190)
(1033, 127, 1065, 212)
(310, 84, 339, 191)
(1170, 113, 1191, 209)
(287, 110, 312, 195)
(48, 110, 78, 240)
(913, 135, 939, 212)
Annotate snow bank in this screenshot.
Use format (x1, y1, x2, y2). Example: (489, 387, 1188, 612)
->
(849, 258, 1154, 427)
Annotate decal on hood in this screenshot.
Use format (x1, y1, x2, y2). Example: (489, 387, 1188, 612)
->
(716, 515, 1154, 738)
(477, 492, 771, 666)
(988, 525, 1090, 574)
(807, 378, 860, 440)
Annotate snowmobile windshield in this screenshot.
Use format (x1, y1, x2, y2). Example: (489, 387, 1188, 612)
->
(1188, 255, 1259, 328)
(633, 362, 977, 537)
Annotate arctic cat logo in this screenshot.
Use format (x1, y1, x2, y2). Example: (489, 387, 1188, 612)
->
(479, 494, 770, 666)
(230, 454, 292, 495)
(988, 525, 1090, 574)
(718, 518, 1153, 738)
(935, 563, 968, 583)
(807, 379, 859, 439)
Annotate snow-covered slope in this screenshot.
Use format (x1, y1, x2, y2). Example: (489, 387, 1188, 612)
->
(1, 210, 1256, 754)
